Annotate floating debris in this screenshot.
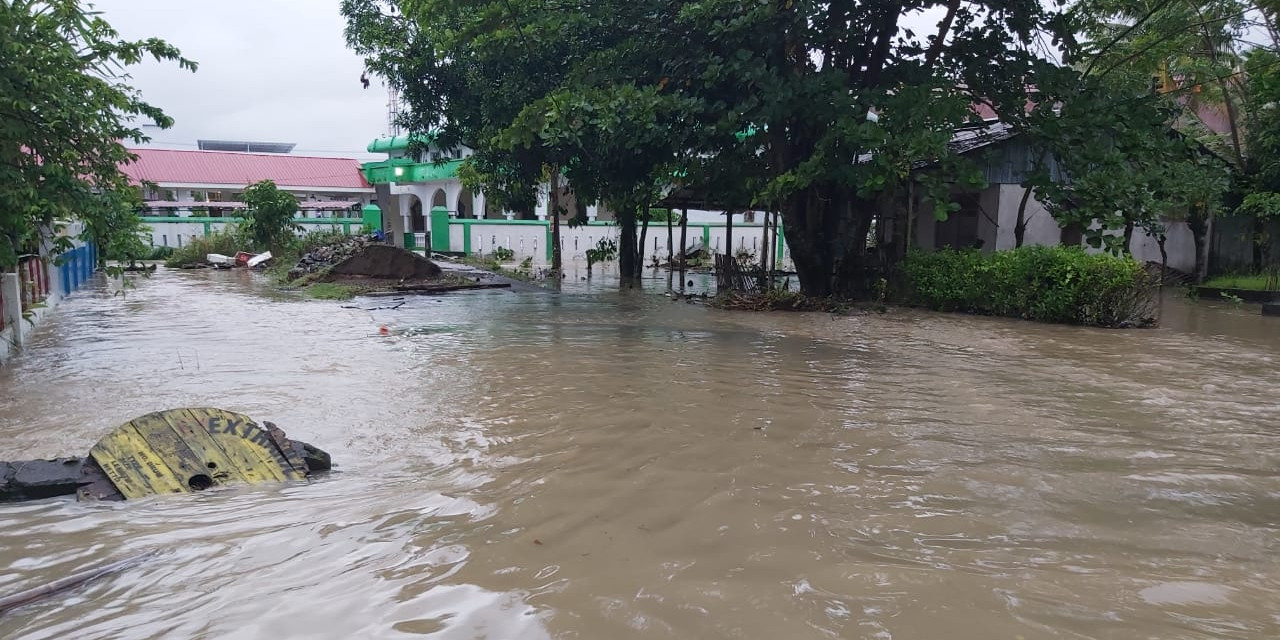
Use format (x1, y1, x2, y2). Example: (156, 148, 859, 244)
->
(1, 408, 331, 502)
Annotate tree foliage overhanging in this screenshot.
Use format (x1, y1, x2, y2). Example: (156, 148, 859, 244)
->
(0, 0, 195, 268)
(343, 0, 1263, 294)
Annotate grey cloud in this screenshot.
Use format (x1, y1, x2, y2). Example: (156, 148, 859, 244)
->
(94, 0, 387, 159)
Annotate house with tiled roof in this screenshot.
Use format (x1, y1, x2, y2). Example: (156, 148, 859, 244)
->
(121, 148, 379, 248)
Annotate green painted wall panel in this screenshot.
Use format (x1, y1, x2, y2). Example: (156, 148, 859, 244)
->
(430, 206, 451, 252)
(362, 204, 382, 231)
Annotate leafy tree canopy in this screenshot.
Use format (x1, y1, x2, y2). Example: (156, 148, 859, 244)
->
(242, 180, 300, 252)
(346, 0, 1060, 295)
(0, 0, 195, 268)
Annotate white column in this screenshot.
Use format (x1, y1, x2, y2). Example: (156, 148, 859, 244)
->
(397, 195, 413, 248)
(534, 187, 549, 220)
(2, 273, 23, 346)
(44, 258, 60, 304)
(473, 192, 486, 219)
(586, 204, 599, 222)
(445, 183, 463, 217)
(176, 188, 193, 218)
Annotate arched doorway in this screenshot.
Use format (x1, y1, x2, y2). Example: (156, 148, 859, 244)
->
(430, 188, 447, 212)
(457, 188, 476, 218)
(408, 196, 424, 232)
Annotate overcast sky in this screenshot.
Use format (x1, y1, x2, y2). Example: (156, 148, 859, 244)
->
(92, 1, 963, 162)
(94, 0, 388, 160)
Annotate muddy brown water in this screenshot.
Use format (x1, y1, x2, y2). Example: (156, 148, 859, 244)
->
(1, 268, 1278, 639)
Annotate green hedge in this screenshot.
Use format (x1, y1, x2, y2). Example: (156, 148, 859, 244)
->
(899, 246, 1157, 327)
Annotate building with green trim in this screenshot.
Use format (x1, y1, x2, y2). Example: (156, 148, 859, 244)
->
(122, 147, 379, 248)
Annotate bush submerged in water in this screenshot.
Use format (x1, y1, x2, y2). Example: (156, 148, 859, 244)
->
(164, 227, 251, 268)
(900, 246, 1157, 327)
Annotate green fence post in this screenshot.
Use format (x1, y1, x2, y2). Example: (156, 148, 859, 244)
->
(361, 204, 382, 232)
(430, 206, 451, 252)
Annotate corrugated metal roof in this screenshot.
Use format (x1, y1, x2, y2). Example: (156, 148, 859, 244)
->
(122, 148, 371, 189)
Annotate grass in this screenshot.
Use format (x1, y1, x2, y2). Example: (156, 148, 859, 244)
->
(304, 282, 360, 300)
(1201, 273, 1279, 291)
(457, 254, 545, 285)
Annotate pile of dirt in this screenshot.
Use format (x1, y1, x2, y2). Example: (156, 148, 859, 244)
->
(288, 236, 442, 282)
(325, 244, 442, 281)
(287, 235, 380, 280)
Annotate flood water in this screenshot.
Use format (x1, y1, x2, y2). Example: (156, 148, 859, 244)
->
(1, 267, 1278, 639)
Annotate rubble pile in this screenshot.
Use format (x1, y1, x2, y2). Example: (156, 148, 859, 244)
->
(287, 234, 443, 282)
(287, 234, 379, 280)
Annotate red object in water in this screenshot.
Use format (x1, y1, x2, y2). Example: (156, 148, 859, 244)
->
(234, 252, 253, 267)
(379, 326, 390, 335)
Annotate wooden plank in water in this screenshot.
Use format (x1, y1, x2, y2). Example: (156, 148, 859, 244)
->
(161, 409, 253, 485)
(85, 408, 308, 500)
(126, 412, 222, 488)
(262, 422, 309, 478)
(89, 424, 187, 499)
(185, 408, 306, 482)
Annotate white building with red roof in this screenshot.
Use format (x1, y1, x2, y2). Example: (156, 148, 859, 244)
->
(121, 148, 378, 248)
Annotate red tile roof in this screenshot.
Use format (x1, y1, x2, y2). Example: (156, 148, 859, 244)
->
(121, 148, 370, 189)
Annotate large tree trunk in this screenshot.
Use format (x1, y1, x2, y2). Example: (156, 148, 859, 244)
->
(1187, 207, 1210, 283)
(1014, 184, 1034, 248)
(1123, 221, 1135, 256)
(618, 207, 639, 283)
(666, 208, 673, 265)
(637, 202, 651, 278)
(725, 210, 733, 260)
(779, 183, 873, 297)
(678, 208, 688, 294)
(1253, 214, 1265, 273)
(549, 167, 562, 279)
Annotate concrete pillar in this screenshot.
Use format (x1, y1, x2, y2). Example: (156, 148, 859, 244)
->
(473, 192, 486, 219)
(395, 194, 413, 248)
(445, 183, 463, 217)
(44, 258, 58, 304)
(175, 188, 193, 218)
(2, 273, 22, 346)
(586, 204, 599, 222)
(535, 188, 549, 220)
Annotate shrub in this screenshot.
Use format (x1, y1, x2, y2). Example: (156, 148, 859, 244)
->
(145, 246, 174, 260)
(899, 246, 1157, 327)
(242, 180, 301, 252)
(164, 227, 250, 268)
